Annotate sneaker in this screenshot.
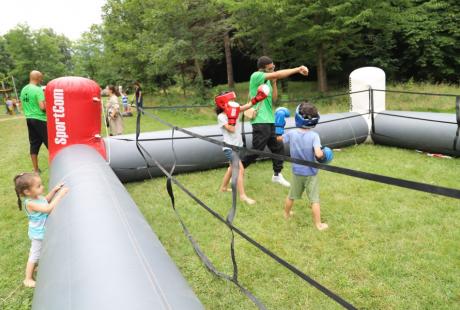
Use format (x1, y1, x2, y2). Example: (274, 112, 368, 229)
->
(272, 174, 290, 187)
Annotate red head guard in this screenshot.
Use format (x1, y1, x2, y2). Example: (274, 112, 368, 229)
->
(214, 91, 236, 110)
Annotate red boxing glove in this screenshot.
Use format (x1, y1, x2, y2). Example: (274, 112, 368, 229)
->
(225, 101, 241, 126)
(251, 84, 270, 105)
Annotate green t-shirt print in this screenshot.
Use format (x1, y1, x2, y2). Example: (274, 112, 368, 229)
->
(20, 84, 46, 121)
(249, 71, 274, 124)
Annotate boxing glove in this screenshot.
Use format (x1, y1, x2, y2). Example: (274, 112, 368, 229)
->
(317, 146, 334, 164)
(226, 101, 241, 126)
(274, 107, 290, 135)
(251, 84, 270, 105)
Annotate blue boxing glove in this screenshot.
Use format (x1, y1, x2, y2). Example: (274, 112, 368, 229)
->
(274, 107, 290, 136)
(317, 146, 334, 164)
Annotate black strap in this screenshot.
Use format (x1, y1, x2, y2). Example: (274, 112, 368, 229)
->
(374, 112, 458, 125)
(135, 111, 267, 309)
(277, 89, 371, 105)
(453, 96, 460, 151)
(241, 113, 247, 148)
(135, 121, 356, 308)
(373, 89, 459, 97)
(138, 108, 460, 200)
(143, 104, 211, 110)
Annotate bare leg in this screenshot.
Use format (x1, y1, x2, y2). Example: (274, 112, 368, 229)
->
(238, 162, 255, 204)
(24, 261, 36, 287)
(31, 154, 39, 173)
(219, 166, 232, 192)
(311, 203, 328, 230)
(284, 197, 294, 219)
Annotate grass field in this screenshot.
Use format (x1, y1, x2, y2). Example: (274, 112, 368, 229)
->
(0, 81, 459, 309)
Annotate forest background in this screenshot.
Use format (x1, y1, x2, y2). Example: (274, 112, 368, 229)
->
(0, 0, 459, 98)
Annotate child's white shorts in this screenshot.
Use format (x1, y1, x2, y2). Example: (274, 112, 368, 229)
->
(28, 239, 43, 263)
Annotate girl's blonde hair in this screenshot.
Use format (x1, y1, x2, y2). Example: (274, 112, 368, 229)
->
(13, 173, 39, 210)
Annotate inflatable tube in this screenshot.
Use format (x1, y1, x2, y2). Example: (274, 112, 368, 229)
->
(108, 112, 369, 182)
(372, 111, 460, 157)
(32, 145, 203, 310)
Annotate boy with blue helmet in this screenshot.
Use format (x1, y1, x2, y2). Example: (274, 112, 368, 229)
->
(276, 102, 332, 230)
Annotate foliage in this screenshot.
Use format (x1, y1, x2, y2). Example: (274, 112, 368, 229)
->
(0, 1, 459, 91)
(3, 25, 72, 87)
(395, 0, 460, 82)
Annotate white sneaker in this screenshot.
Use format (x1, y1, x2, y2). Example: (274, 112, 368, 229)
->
(272, 174, 290, 187)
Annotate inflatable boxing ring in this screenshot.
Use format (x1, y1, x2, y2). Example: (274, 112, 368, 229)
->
(33, 68, 459, 309)
(33, 77, 204, 310)
(108, 68, 458, 184)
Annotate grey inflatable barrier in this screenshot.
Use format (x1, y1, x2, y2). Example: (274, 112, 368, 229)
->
(107, 112, 369, 182)
(32, 145, 204, 310)
(372, 111, 460, 157)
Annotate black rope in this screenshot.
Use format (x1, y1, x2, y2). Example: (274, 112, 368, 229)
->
(241, 112, 247, 147)
(278, 89, 370, 104)
(135, 111, 267, 309)
(137, 108, 460, 200)
(142, 104, 212, 110)
(374, 112, 458, 125)
(453, 96, 460, 151)
(373, 89, 460, 97)
(136, 88, 460, 112)
(113, 112, 371, 144)
(134, 109, 358, 308)
(130, 106, 459, 308)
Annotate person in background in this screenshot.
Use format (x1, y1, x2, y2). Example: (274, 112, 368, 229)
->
(106, 85, 123, 135)
(5, 95, 14, 115)
(13, 98, 21, 114)
(20, 70, 47, 173)
(134, 81, 143, 113)
(121, 91, 129, 113)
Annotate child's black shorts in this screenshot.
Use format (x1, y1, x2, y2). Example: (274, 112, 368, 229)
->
(26, 118, 48, 154)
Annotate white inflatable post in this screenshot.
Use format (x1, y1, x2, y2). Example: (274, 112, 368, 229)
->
(349, 67, 386, 140)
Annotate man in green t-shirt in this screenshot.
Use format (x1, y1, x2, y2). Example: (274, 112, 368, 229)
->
(242, 56, 309, 187)
(20, 70, 47, 173)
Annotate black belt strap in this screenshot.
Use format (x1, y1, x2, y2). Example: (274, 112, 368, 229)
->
(135, 111, 267, 309)
(453, 96, 460, 151)
(138, 108, 460, 200)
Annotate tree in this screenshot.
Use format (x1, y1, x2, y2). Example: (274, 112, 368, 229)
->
(0, 37, 13, 78)
(3, 24, 73, 87)
(396, 0, 460, 82)
(72, 25, 117, 86)
(3, 25, 37, 86)
(281, 0, 400, 92)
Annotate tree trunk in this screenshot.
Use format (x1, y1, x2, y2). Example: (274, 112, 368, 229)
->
(180, 65, 186, 97)
(317, 46, 328, 92)
(224, 31, 235, 89)
(194, 58, 203, 83)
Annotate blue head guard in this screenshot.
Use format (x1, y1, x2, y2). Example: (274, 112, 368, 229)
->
(295, 104, 320, 128)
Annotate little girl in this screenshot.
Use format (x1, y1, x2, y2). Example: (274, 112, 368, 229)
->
(14, 172, 69, 287)
(215, 92, 256, 205)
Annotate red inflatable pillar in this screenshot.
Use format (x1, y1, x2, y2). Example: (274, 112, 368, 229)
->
(45, 77, 106, 162)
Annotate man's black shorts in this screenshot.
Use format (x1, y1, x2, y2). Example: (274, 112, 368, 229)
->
(26, 118, 48, 154)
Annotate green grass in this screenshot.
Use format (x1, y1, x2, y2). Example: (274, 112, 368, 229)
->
(0, 82, 459, 309)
